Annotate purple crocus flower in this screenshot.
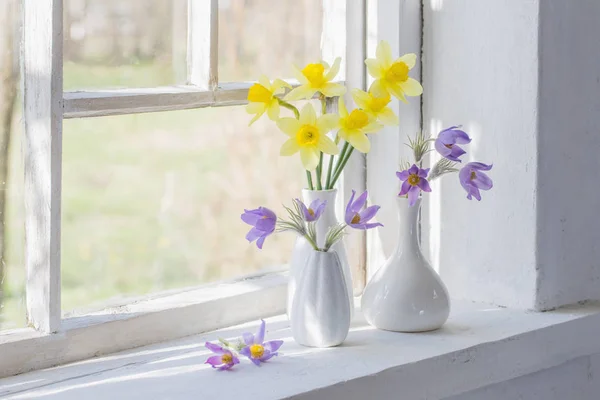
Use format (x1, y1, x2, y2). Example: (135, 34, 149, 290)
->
(204, 342, 240, 371)
(459, 162, 493, 201)
(434, 126, 471, 162)
(295, 198, 327, 222)
(344, 190, 383, 230)
(241, 207, 277, 249)
(397, 164, 432, 206)
(239, 320, 284, 366)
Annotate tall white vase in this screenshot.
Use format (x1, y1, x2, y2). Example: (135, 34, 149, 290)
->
(291, 250, 351, 347)
(361, 197, 450, 332)
(288, 189, 353, 318)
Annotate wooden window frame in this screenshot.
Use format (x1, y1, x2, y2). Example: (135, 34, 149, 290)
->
(0, 0, 370, 378)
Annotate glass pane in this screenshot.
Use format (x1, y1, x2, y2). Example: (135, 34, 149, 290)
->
(63, 0, 188, 90)
(218, 0, 324, 82)
(61, 105, 314, 314)
(1, 1, 26, 330)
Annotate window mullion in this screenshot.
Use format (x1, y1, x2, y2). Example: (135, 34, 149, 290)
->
(22, 0, 63, 333)
(187, 0, 218, 90)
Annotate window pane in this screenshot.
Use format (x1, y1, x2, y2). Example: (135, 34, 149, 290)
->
(63, 0, 187, 90)
(1, 0, 25, 330)
(218, 0, 324, 82)
(61, 105, 313, 314)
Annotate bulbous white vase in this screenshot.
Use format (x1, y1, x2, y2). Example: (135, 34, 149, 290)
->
(291, 250, 351, 347)
(361, 197, 450, 332)
(288, 189, 353, 318)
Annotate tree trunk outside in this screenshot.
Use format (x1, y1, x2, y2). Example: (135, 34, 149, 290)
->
(0, 0, 18, 327)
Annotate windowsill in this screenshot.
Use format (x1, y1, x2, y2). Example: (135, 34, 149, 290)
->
(2, 300, 600, 400)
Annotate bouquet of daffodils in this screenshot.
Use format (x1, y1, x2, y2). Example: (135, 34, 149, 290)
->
(245, 40, 422, 190)
(241, 190, 382, 251)
(398, 127, 494, 205)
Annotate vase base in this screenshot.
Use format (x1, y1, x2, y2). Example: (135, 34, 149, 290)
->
(372, 324, 444, 333)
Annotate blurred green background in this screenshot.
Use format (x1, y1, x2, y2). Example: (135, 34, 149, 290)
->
(0, 0, 330, 329)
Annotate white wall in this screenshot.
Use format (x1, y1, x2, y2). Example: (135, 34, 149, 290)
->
(422, 0, 540, 309)
(445, 353, 600, 400)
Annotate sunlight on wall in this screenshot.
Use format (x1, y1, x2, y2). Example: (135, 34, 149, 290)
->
(426, 118, 443, 272)
(430, 0, 444, 12)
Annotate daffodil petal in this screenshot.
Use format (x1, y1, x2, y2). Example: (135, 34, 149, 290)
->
(320, 60, 330, 69)
(387, 83, 408, 103)
(248, 109, 265, 126)
(267, 100, 280, 120)
(300, 148, 319, 170)
(376, 41, 393, 68)
(317, 113, 340, 133)
(258, 75, 271, 89)
(365, 59, 383, 79)
(348, 132, 371, 153)
(396, 53, 417, 69)
(337, 127, 350, 141)
(369, 80, 389, 98)
(277, 118, 301, 136)
(280, 138, 300, 156)
(400, 77, 423, 96)
(285, 85, 316, 101)
(320, 82, 346, 97)
(272, 78, 292, 90)
(324, 57, 341, 81)
(291, 64, 308, 84)
(318, 135, 340, 155)
(362, 121, 384, 134)
(338, 96, 348, 118)
(377, 107, 399, 125)
(246, 102, 264, 114)
(351, 89, 371, 110)
(300, 103, 317, 125)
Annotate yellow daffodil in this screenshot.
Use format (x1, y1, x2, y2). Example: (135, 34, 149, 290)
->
(337, 98, 383, 153)
(351, 88, 399, 126)
(284, 58, 347, 101)
(277, 103, 339, 170)
(246, 75, 291, 125)
(365, 41, 422, 103)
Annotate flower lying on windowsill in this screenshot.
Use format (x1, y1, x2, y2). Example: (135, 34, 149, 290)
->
(204, 320, 283, 371)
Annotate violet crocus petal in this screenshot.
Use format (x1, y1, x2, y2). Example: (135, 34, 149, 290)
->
(449, 146, 466, 161)
(399, 180, 411, 196)
(256, 235, 268, 249)
(434, 139, 452, 157)
(408, 164, 419, 175)
(472, 171, 493, 190)
(308, 199, 322, 212)
(358, 205, 380, 223)
(417, 178, 432, 192)
(363, 222, 384, 230)
(205, 342, 225, 354)
(239, 346, 251, 357)
(458, 165, 471, 184)
(205, 355, 223, 367)
(255, 320, 266, 344)
(407, 185, 421, 206)
(396, 170, 410, 181)
(264, 340, 284, 353)
(469, 186, 482, 201)
(345, 190, 356, 222)
(452, 129, 471, 144)
(259, 207, 277, 221)
(250, 358, 262, 366)
(351, 191, 368, 213)
(295, 199, 311, 221)
(242, 332, 254, 346)
(312, 200, 327, 220)
(241, 210, 262, 225)
(259, 352, 277, 362)
(245, 227, 263, 243)
(255, 217, 276, 233)
(218, 364, 234, 371)
(468, 162, 493, 171)
(418, 168, 430, 178)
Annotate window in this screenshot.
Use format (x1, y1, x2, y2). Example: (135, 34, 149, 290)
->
(1, 0, 361, 378)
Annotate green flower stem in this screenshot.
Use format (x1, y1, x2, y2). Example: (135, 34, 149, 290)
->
(303, 233, 320, 251)
(316, 153, 323, 190)
(330, 146, 355, 188)
(277, 98, 300, 119)
(306, 170, 314, 190)
(325, 153, 336, 189)
(332, 142, 350, 180)
(320, 96, 327, 115)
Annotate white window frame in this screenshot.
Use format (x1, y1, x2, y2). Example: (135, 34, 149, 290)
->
(0, 0, 373, 378)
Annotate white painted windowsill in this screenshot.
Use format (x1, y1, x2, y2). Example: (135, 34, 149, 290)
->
(2, 300, 600, 400)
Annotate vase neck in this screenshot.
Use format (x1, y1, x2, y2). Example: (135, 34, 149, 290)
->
(394, 197, 422, 255)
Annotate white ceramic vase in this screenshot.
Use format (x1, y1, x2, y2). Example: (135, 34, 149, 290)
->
(291, 250, 351, 347)
(361, 197, 450, 332)
(288, 189, 353, 318)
